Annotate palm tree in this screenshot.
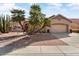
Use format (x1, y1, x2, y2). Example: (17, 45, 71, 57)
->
(10, 9, 25, 31)
(28, 4, 51, 34)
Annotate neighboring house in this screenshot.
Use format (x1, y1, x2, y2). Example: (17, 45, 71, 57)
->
(11, 22, 22, 32)
(11, 18, 29, 32)
(70, 19, 79, 31)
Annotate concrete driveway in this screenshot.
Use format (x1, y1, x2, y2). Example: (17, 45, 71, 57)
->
(52, 33, 79, 46)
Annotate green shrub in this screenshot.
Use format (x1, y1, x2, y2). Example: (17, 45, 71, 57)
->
(39, 30, 47, 33)
(72, 30, 79, 33)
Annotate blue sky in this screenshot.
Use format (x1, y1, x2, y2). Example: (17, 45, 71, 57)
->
(0, 3, 79, 18)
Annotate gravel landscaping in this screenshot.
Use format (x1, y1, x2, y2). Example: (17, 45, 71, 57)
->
(29, 33, 68, 46)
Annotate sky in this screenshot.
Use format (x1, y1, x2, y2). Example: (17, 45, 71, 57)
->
(0, 3, 79, 18)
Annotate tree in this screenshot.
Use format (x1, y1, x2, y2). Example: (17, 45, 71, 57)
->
(28, 4, 51, 34)
(34, 18, 51, 33)
(10, 9, 25, 31)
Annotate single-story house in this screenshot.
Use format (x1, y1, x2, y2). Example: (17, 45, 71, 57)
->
(46, 14, 79, 33)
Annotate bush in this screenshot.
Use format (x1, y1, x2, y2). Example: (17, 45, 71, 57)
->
(40, 30, 49, 33)
(72, 30, 79, 33)
(41, 30, 46, 33)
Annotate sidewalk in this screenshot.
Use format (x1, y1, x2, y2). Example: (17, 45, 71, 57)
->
(5, 46, 79, 56)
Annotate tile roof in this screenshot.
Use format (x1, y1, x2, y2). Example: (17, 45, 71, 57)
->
(49, 14, 72, 23)
(70, 19, 79, 24)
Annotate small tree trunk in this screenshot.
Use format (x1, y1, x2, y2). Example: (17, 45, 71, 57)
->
(34, 24, 45, 33)
(28, 25, 35, 34)
(18, 21, 24, 32)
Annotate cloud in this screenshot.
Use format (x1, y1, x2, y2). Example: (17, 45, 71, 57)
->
(47, 3, 79, 11)
(0, 3, 15, 15)
(67, 3, 79, 6)
(66, 3, 79, 10)
(47, 3, 62, 7)
(0, 3, 29, 17)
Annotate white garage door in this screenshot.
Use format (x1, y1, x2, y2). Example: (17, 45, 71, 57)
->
(50, 24, 67, 33)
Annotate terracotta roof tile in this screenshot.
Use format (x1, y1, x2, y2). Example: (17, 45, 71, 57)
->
(49, 14, 72, 23)
(70, 19, 79, 24)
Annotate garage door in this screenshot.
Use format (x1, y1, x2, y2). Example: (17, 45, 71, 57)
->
(50, 24, 68, 33)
